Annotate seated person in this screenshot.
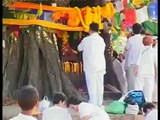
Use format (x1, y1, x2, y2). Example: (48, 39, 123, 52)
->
(67, 96, 110, 120)
(9, 85, 39, 120)
(112, 50, 128, 94)
(143, 102, 157, 120)
(42, 92, 72, 120)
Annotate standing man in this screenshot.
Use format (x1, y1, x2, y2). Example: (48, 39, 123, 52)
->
(78, 23, 106, 107)
(125, 23, 144, 91)
(135, 36, 157, 102)
(152, 36, 158, 103)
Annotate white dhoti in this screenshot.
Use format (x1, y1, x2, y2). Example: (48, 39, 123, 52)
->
(85, 70, 105, 106)
(135, 75, 154, 102)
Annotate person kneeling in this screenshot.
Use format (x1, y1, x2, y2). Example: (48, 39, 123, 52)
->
(9, 85, 39, 120)
(42, 92, 72, 120)
(67, 96, 110, 120)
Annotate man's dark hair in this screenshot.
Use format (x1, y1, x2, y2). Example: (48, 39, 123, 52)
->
(90, 22, 99, 32)
(18, 85, 39, 111)
(143, 102, 155, 113)
(113, 50, 118, 58)
(53, 92, 66, 104)
(132, 23, 142, 34)
(140, 28, 146, 35)
(67, 96, 81, 107)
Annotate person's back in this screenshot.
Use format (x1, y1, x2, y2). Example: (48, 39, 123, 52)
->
(42, 92, 72, 120)
(79, 33, 106, 72)
(10, 113, 37, 120)
(67, 97, 110, 120)
(137, 46, 156, 75)
(125, 23, 144, 91)
(126, 34, 144, 67)
(79, 102, 110, 120)
(43, 106, 72, 120)
(9, 85, 39, 120)
(77, 23, 106, 106)
(135, 36, 157, 102)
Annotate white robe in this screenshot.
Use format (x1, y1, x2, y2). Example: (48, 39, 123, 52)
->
(78, 33, 106, 106)
(9, 113, 37, 120)
(42, 106, 72, 120)
(152, 45, 158, 102)
(136, 46, 157, 102)
(113, 59, 128, 94)
(145, 109, 157, 120)
(78, 102, 110, 120)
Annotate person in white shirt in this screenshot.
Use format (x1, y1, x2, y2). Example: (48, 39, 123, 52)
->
(152, 36, 158, 51)
(112, 50, 128, 94)
(77, 23, 106, 106)
(125, 23, 144, 91)
(135, 36, 157, 102)
(152, 36, 158, 103)
(42, 92, 72, 120)
(9, 85, 39, 120)
(143, 102, 157, 120)
(67, 96, 110, 120)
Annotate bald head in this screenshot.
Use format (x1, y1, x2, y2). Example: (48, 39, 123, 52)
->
(143, 35, 153, 46)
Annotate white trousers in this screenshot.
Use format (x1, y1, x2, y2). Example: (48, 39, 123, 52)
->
(128, 64, 137, 91)
(85, 70, 105, 106)
(152, 80, 157, 102)
(135, 75, 154, 102)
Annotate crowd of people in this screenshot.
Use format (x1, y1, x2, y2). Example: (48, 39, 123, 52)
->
(9, 23, 157, 120)
(113, 23, 158, 103)
(10, 85, 157, 120)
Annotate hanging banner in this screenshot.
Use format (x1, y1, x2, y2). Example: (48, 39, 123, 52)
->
(142, 21, 158, 35)
(123, 9, 136, 27)
(148, 0, 158, 20)
(3, 19, 84, 31)
(136, 6, 149, 23)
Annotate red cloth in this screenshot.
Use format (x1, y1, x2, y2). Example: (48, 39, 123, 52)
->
(121, 20, 126, 31)
(123, 0, 128, 8)
(123, 9, 136, 27)
(7, 25, 20, 37)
